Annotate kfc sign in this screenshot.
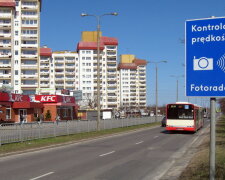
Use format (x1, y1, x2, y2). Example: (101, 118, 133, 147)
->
(62, 96, 75, 103)
(12, 94, 30, 102)
(35, 95, 75, 103)
(35, 95, 57, 102)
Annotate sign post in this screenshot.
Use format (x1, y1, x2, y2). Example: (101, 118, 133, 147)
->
(186, 17, 225, 180)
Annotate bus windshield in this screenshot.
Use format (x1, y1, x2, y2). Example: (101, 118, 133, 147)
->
(167, 104, 194, 119)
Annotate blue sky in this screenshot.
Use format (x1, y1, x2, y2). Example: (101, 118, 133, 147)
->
(40, 0, 224, 107)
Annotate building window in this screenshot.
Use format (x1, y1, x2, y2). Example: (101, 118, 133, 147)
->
(15, 70, 18, 75)
(15, 31, 18, 36)
(15, 41, 19, 45)
(15, 60, 18, 64)
(15, 50, 18, 55)
(15, 80, 18, 85)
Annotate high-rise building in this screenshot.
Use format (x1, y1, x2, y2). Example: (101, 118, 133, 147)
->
(77, 31, 119, 109)
(39, 47, 78, 95)
(118, 55, 147, 109)
(0, 0, 41, 94)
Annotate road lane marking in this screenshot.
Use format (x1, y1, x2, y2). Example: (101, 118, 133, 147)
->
(154, 136, 159, 139)
(99, 151, 115, 157)
(135, 141, 144, 145)
(30, 172, 54, 180)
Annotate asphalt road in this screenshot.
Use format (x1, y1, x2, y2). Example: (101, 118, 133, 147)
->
(0, 123, 209, 180)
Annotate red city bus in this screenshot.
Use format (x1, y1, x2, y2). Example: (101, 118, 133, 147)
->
(166, 102, 204, 132)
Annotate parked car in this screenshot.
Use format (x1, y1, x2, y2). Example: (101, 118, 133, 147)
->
(161, 116, 166, 127)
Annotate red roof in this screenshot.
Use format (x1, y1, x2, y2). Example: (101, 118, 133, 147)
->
(77, 36, 118, 50)
(0, 0, 16, 7)
(101, 36, 118, 45)
(40, 48, 52, 56)
(77, 41, 104, 50)
(133, 58, 147, 65)
(118, 63, 137, 70)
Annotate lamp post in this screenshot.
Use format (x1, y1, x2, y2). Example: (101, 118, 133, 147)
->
(81, 12, 118, 131)
(148, 61, 167, 122)
(170, 75, 184, 102)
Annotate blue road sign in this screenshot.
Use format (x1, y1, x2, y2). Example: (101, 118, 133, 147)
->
(186, 17, 225, 97)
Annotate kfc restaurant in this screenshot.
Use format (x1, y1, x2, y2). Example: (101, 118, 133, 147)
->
(35, 95, 78, 121)
(0, 92, 43, 123)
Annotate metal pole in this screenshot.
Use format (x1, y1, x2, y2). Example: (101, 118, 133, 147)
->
(210, 97, 216, 180)
(176, 79, 179, 102)
(97, 17, 101, 131)
(155, 64, 158, 122)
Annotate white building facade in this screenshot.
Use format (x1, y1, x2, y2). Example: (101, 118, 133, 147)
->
(77, 31, 119, 109)
(0, 0, 41, 94)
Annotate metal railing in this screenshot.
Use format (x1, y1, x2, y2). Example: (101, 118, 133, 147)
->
(0, 116, 162, 145)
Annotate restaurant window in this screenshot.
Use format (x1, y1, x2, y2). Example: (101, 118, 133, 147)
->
(6, 108, 11, 119)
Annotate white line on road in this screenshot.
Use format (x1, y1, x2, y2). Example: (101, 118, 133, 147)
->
(30, 172, 54, 180)
(135, 141, 144, 145)
(99, 151, 115, 157)
(154, 136, 159, 139)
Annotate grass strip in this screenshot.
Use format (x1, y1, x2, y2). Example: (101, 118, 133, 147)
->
(0, 122, 160, 155)
(179, 117, 225, 180)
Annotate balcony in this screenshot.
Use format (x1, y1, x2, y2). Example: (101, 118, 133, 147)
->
(55, 60, 64, 64)
(55, 66, 64, 69)
(0, 64, 10, 68)
(65, 78, 75, 81)
(0, 74, 11, 79)
(40, 65, 49, 69)
(21, 83, 38, 88)
(21, 14, 38, 20)
(0, 52, 11, 58)
(65, 71, 75, 75)
(21, 54, 38, 58)
(21, 74, 38, 79)
(55, 77, 64, 81)
(65, 65, 75, 69)
(40, 84, 50, 88)
(40, 71, 49, 75)
(0, 43, 11, 48)
(21, 44, 38, 49)
(65, 84, 74, 87)
(21, 34, 38, 39)
(40, 77, 49, 81)
(1, 14, 11, 19)
(0, 24, 11, 28)
(21, 64, 38, 69)
(65, 60, 75, 63)
(55, 72, 64, 75)
(21, 5, 38, 10)
(0, 33, 11, 38)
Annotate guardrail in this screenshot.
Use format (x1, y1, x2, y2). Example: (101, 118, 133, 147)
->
(0, 116, 163, 145)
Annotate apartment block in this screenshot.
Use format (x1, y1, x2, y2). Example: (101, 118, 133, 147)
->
(118, 55, 147, 109)
(52, 51, 78, 91)
(39, 46, 78, 95)
(0, 0, 41, 94)
(77, 31, 119, 109)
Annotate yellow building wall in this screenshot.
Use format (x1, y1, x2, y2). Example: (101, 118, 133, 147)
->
(120, 54, 135, 63)
(81, 31, 102, 42)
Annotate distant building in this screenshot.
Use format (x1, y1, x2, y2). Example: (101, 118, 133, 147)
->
(118, 55, 147, 109)
(77, 31, 119, 109)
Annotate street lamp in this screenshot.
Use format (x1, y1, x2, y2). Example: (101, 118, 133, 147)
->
(81, 12, 118, 131)
(170, 75, 184, 102)
(148, 60, 167, 122)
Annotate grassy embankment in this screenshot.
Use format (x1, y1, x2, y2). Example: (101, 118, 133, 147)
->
(179, 117, 225, 180)
(0, 122, 160, 156)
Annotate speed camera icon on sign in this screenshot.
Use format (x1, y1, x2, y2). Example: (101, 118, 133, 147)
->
(193, 57, 213, 71)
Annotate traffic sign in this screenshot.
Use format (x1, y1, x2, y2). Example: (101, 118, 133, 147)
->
(186, 17, 225, 96)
